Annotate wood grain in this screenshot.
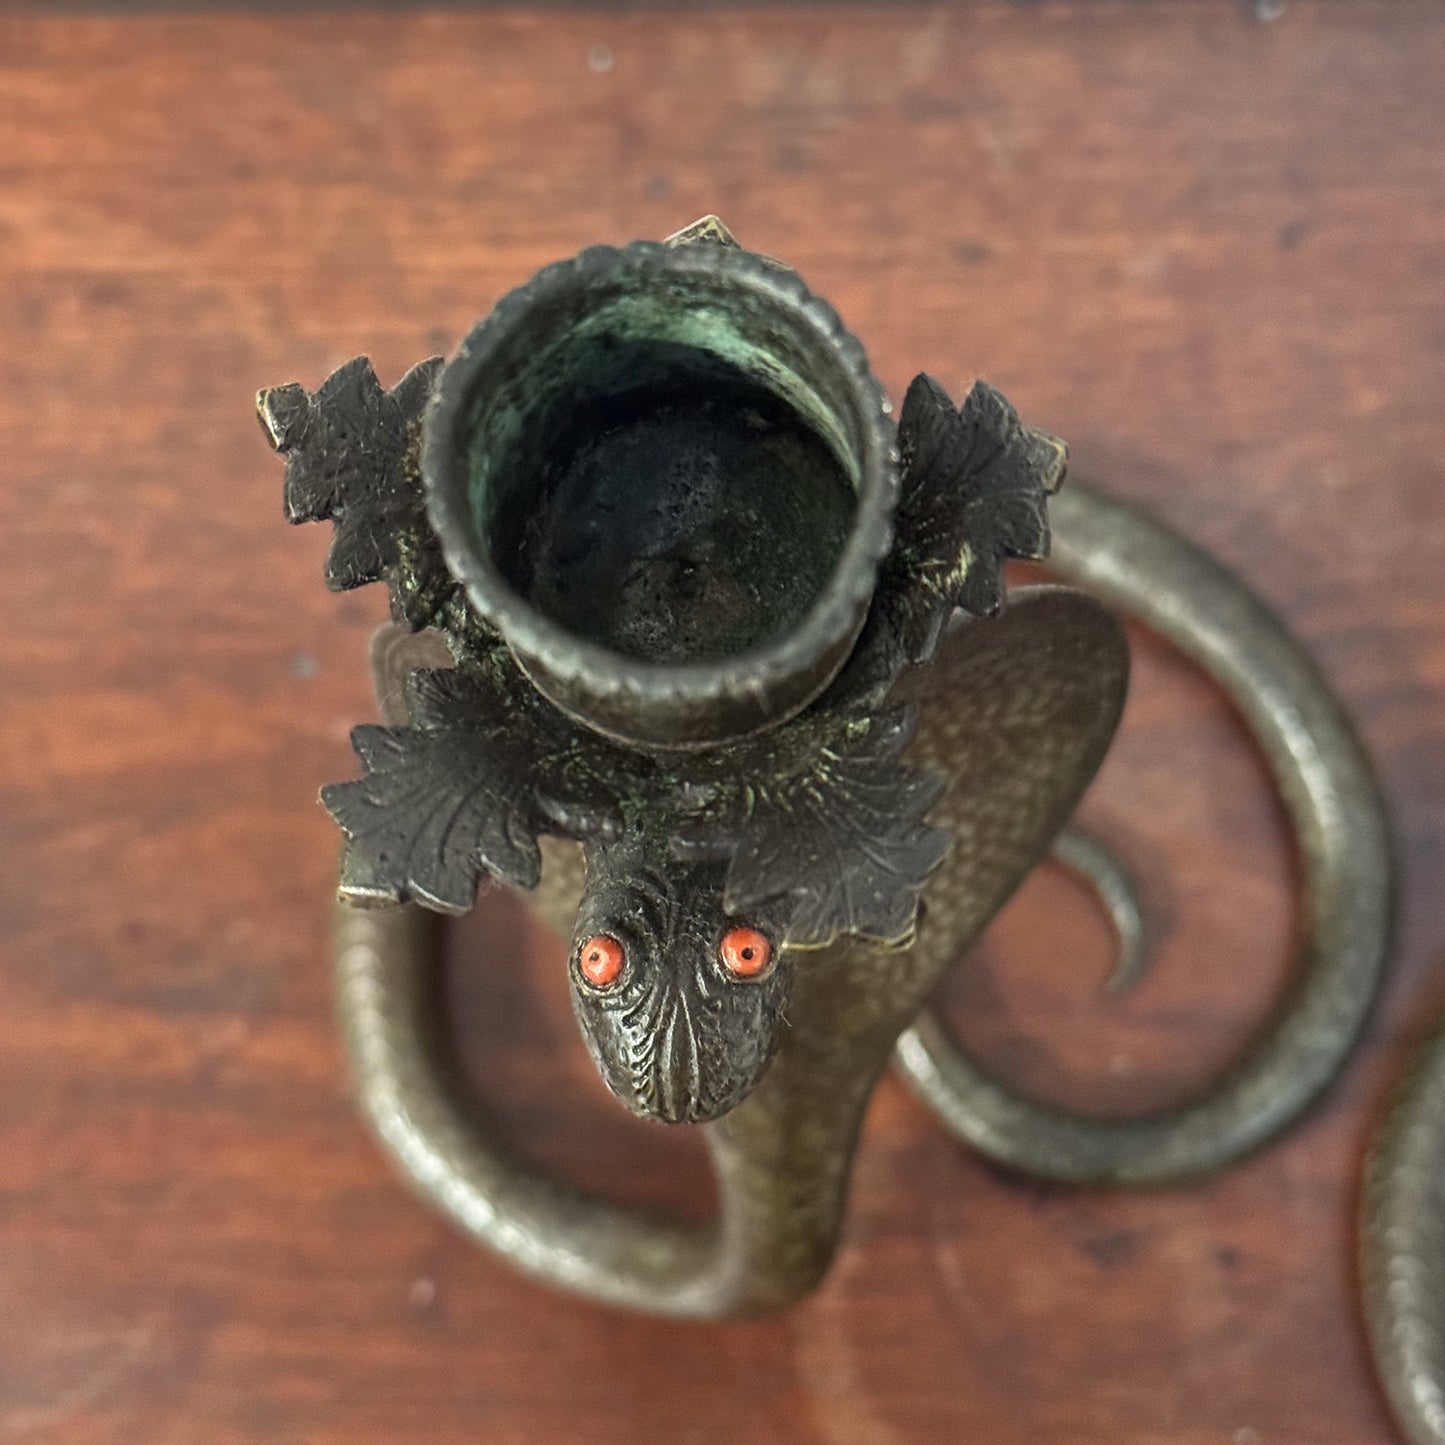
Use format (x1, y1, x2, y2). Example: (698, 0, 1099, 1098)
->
(0, 6, 1443, 1443)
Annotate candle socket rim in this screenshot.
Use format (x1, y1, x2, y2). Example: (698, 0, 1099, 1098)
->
(422, 240, 898, 750)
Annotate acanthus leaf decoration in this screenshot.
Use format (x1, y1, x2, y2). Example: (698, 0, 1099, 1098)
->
(670, 707, 950, 948)
(884, 372, 1068, 664)
(258, 355, 476, 640)
(263, 348, 1063, 958)
(322, 661, 628, 914)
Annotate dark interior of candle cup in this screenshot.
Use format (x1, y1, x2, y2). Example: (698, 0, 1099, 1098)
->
(449, 252, 876, 676)
(483, 338, 856, 664)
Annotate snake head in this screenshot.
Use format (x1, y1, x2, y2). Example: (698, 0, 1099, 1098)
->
(568, 837, 791, 1124)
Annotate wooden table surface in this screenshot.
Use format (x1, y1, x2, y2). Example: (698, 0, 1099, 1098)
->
(2, 5, 1443, 1443)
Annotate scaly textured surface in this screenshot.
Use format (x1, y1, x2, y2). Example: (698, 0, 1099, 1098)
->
(337, 585, 1127, 1314)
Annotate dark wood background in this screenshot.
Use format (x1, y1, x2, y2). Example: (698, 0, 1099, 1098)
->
(2, 5, 1443, 1443)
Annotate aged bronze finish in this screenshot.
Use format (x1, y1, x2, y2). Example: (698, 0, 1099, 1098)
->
(263, 219, 1394, 1322)
(895, 482, 1394, 1184)
(1363, 1019, 1445, 1445)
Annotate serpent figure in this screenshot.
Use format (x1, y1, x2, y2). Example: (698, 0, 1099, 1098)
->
(266, 220, 1394, 1330)
(338, 579, 1127, 1317)
(334, 479, 1393, 1317)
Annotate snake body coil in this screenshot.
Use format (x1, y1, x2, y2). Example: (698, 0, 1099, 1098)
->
(894, 483, 1394, 1184)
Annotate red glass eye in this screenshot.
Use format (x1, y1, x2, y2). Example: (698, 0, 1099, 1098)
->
(579, 934, 625, 988)
(720, 926, 772, 979)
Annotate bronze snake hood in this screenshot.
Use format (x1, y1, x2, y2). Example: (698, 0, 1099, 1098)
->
(259, 220, 1066, 1124)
